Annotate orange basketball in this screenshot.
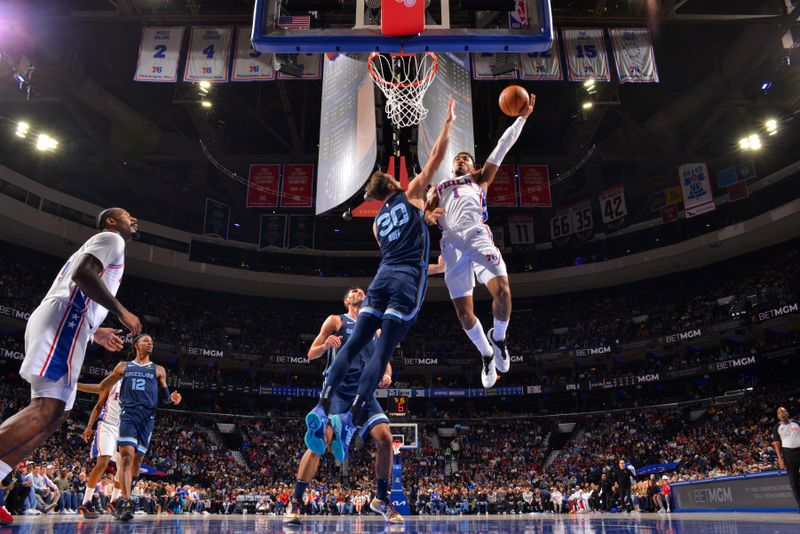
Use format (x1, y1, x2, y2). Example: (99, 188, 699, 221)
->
(499, 85, 530, 117)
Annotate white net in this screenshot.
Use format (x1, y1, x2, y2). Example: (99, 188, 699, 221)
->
(368, 52, 438, 128)
(392, 441, 402, 456)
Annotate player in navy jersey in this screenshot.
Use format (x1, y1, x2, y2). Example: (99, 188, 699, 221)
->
(286, 287, 400, 524)
(305, 97, 454, 472)
(78, 334, 181, 520)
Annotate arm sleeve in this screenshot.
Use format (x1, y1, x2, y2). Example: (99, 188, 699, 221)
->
(82, 232, 126, 270)
(485, 117, 526, 167)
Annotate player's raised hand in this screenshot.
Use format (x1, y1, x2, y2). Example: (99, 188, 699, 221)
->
(379, 374, 392, 388)
(93, 327, 125, 352)
(446, 95, 456, 123)
(171, 391, 182, 405)
(118, 308, 142, 336)
(427, 207, 446, 225)
(323, 335, 343, 350)
(81, 426, 93, 443)
(521, 93, 536, 119)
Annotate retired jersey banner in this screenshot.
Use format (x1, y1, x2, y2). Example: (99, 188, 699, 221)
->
(679, 163, 715, 218)
(277, 54, 322, 80)
(508, 214, 535, 245)
(487, 165, 518, 207)
(246, 164, 280, 208)
(518, 165, 552, 207)
(472, 53, 517, 80)
(562, 28, 611, 82)
(184, 27, 232, 83)
(550, 210, 573, 240)
(280, 164, 314, 208)
(609, 28, 659, 83)
(134, 27, 184, 83)
(258, 214, 287, 249)
(598, 184, 627, 223)
(232, 26, 274, 81)
(203, 198, 230, 239)
(570, 199, 594, 234)
(519, 47, 563, 81)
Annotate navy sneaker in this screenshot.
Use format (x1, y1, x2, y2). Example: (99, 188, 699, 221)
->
(304, 404, 329, 455)
(329, 411, 358, 462)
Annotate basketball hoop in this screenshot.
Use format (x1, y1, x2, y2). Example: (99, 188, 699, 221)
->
(392, 441, 403, 456)
(368, 52, 438, 128)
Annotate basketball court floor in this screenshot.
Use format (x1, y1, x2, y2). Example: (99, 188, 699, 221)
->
(6, 514, 800, 533)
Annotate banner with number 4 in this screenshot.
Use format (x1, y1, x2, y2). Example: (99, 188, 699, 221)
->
(184, 27, 233, 83)
(598, 184, 627, 223)
(134, 27, 184, 83)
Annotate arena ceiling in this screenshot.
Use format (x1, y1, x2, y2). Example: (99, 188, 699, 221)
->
(0, 0, 798, 240)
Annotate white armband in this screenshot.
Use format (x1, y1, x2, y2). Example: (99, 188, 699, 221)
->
(485, 116, 526, 167)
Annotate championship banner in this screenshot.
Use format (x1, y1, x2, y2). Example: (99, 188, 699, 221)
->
(203, 198, 230, 239)
(569, 199, 594, 234)
(280, 164, 314, 208)
(678, 163, 715, 218)
(562, 28, 611, 82)
(134, 27, 184, 83)
(608, 28, 659, 83)
(258, 214, 287, 249)
(277, 54, 322, 79)
(508, 214, 535, 245)
(183, 27, 233, 83)
(472, 53, 517, 80)
(550, 210, 572, 240)
(486, 165, 518, 207)
(519, 46, 563, 81)
(231, 26, 274, 81)
(598, 184, 627, 223)
(246, 164, 280, 207)
(518, 165, 552, 207)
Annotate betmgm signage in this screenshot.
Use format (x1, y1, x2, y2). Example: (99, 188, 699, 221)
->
(672, 471, 797, 511)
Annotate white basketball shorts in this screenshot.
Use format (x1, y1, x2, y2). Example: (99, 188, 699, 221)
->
(91, 421, 120, 459)
(441, 224, 507, 299)
(19, 298, 92, 411)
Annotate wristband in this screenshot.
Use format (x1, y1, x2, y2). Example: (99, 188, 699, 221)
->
(159, 386, 172, 405)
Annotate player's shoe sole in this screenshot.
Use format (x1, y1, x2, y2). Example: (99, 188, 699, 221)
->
(283, 513, 301, 525)
(488, 328, 510, 373)
(481, 355, 497, 388)
(79, 505, 99, 519)
(370, 498, 404, 523)
(304, 405, 328, 456)
(329, 412, 357, 462)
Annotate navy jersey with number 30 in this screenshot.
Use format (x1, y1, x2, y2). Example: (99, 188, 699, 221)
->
(120, 361, 159, 413)
(375, 192, 429, 268)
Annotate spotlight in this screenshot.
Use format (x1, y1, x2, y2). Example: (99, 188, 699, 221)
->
(199, 81, 211, 90)
(765, 118, 778, 135)
(201, 100, 212, 108)
(739, 137, 751, 150)
(748, 133, 761, 150)
(583, 79, 595, 89)
(581, 101, 593, 110)
(16, 121, 29, 138)
(35, 133, 58, 152)
(760, 81, 773, 91)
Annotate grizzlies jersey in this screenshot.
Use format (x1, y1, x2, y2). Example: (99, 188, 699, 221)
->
(435, 173, 488, 235)
(120, 361, 159, 413)
(375, 192, 430, 269)
(324, 313, 378, 396)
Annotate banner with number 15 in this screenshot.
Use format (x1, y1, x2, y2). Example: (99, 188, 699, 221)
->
(134, 27, 184, 83)
(184, 27, 233, 83)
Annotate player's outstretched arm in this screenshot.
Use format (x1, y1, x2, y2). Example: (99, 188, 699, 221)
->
(72, 253, 142, 335)
(423, 189, 445, 227)
(477, 93, 535, 188)
(82, 388, 111, 443)
(407, 96, 456, 203)
(77, 361, 125, 395)
(308, 314, 344, 360)
(427, 254, 445, 276)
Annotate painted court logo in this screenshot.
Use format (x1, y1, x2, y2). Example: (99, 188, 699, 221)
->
(395, 0, 417, 6)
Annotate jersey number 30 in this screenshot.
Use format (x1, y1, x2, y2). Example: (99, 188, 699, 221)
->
(377, 204, 409, 242)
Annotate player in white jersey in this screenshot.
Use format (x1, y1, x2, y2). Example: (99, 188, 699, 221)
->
(425, 94, 535, 388)
(78, 379, 123, 518)
(0, 208, 142, 485)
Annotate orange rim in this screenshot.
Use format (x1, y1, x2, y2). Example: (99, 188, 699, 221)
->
(368, 52, 439, 89)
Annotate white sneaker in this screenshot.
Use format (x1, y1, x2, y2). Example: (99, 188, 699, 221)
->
(135, 510, 147, 515)
(487, 328, 510, 373)
(23, 509, 39, 515)
(480, 355, 497, 388)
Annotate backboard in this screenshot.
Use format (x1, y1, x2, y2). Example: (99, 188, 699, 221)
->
(389, 422, 418, 450)
(252, 0, 553, 54)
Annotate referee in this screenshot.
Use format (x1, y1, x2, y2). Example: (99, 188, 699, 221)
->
(772, 406, 800, 512)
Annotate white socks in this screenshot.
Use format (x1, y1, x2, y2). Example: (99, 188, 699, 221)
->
(112, 487, 121, 502)
(0, 460, 11, 481)
(82, 488, 95, 505)
(493, 318, 509, 341)
(465, 320, 493, 357)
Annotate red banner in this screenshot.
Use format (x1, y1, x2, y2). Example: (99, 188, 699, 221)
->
(487, 165, 518, 207)
(661, 204, 678, 223)
(280, 164, 314, 208)
(518, 165, 552, 207)
(246, 164, 280, 208)
(728, 181, 749, 202)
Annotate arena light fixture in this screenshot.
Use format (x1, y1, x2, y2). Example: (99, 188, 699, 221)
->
(581, 101, 593, 110)
(748, 133, 761, 150)
(765, 118, 778, 135)
(201, 100, 212, 108)
(738, 137, 751, 150)
(583, 78, 595, 89)
(35, 133, 58, 152)
(15, 121, 29, 138)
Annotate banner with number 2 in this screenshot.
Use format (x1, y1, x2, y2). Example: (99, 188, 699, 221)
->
(184, 27, 233, 83)
(134, 27, 184, 83)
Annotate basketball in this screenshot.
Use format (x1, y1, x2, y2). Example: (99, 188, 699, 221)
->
(499, 85, 530, 117)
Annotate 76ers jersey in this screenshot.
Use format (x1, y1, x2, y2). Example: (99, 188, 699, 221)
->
(435, 173, 488, 235)
(99, 380, 122, 427)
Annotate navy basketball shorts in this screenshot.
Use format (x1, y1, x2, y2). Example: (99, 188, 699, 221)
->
(361, 264, 427, 323)
(330, 391, 389, 440)
(117, 409, 155, 456)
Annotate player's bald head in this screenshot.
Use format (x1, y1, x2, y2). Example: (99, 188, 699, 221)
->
(96, 207, 124, 230)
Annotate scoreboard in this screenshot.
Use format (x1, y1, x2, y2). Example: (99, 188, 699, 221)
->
(388, 396, 408, 418)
